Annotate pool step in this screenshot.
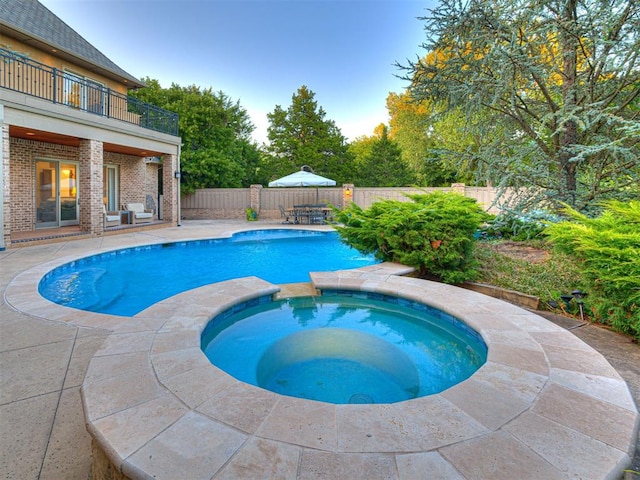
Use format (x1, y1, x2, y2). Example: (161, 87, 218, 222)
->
(275, 282, 319, 299)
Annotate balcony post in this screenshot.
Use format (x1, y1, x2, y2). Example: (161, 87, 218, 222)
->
(106, 88, 111, 119)
(52, 68, 57, 104)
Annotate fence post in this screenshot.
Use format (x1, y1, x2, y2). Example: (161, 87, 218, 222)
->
(342, 184, 354, 208)
(451, 183, 465, 195)
(250, 184, 262, 216)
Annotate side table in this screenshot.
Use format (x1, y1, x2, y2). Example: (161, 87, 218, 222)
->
(120, 210, 131, 224)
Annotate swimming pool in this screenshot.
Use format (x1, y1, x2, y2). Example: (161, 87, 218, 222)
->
(7, 222, 636, 480)
(201, 292, 487, 404)
(38, 230, 378, 316)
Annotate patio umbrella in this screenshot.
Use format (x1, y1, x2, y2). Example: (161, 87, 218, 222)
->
(268, 169, 336, 202)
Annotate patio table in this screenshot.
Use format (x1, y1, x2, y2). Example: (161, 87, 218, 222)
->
(292, 206, 310, 224)
(292, 205, 331, 224)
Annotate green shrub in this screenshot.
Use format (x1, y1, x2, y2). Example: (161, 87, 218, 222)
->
(481, 210, 561, 240)
(245, 208, 258, 221)
(334, 192, 490, 284)
(544, 200, 640, 339)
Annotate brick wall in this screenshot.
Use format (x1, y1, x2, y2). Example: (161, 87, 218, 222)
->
(8, 138, 162, 234)
(79, 139, 103, 234)
(162, 155, 177, 223)
(144, 162, 159, 214)
(117, 154, 151, 210)
(2, 124, 9, 247)
(103, 151, 152, 211)
(9, 138, 78, 232)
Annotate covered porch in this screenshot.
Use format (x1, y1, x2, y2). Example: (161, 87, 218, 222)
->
(1, 94, 181, 250)
(8, 220, 172, 248)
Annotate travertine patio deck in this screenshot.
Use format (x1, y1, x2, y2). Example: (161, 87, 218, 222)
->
(2, 221, 638, 479)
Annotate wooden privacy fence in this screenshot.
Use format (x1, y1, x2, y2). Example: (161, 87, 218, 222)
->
(180, 184, 503, 220)
(179, 188, 251, 219)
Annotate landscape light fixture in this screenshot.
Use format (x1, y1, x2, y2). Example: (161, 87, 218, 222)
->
(560, 294, 573, 311)
(571, 290, 585, 300)
(571, 290, 587, 322)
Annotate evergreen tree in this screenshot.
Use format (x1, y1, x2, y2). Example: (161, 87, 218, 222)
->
(357, 126, 416, 186)
(264, 86, 352, 183)
(401, 0, 640, 211)
(347, 131, 378, 186)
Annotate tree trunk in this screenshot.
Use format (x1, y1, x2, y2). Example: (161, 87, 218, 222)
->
(559, 0, 579, 205)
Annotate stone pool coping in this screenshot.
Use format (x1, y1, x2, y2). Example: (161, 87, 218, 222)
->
(4, 249, 638, 479)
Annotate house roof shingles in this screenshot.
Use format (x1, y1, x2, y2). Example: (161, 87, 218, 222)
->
(0, 0, 145, 88)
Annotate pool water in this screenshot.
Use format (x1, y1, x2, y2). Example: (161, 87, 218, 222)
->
(38, 230, 378, 316)
(201, 293, 487, 404)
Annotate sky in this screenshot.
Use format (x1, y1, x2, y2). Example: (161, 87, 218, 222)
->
(39, 0, 437, 144)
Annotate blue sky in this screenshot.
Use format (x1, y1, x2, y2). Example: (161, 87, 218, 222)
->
(40, 0, 436, 144)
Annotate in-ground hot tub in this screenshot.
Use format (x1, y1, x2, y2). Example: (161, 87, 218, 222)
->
(201, 292, 487, 404)
(75, 267, 639, 479)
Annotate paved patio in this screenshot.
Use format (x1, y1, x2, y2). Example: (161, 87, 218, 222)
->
(1, 220, 638, 479)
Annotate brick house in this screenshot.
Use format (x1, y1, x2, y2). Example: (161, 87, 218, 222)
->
(0, 0, 182, 249)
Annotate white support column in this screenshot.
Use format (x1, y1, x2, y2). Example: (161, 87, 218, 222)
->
(0, 105, 8, 250)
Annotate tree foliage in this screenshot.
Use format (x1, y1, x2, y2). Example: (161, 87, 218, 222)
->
(402, 0, 640, 211)
(334, 192, 489, 283)
(544, 200, 640, 339)
(353, 125, 417, 186)
(347, 134, 377, 168)
(386, 92, 460, 186)
(347, 124, 385, 182)
(263, 86, 352, 183)
(130, 79, 261, 193)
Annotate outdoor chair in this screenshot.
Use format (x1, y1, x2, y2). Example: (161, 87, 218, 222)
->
(278, 205, 292, 224)
(103, 205, 121, 228)
(125, 203, 153, 224)
(293, 206, 310, 224)
(309, 207, 325, 224)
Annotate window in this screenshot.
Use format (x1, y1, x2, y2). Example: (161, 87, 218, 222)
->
(103, 164, 119, 211)
(63, 69, 105, 114)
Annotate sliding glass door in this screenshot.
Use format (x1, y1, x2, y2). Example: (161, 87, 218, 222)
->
(35, 160, 79, 228)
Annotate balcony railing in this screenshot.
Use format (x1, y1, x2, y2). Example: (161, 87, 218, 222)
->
(0, 48, 178, 136)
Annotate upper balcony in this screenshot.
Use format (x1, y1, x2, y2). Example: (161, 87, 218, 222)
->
(0, 47, 179, 137)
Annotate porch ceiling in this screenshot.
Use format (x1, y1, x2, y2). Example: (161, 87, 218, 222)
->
(9, 126, 164, 157)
